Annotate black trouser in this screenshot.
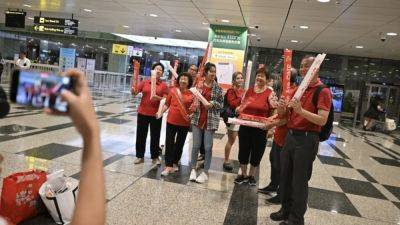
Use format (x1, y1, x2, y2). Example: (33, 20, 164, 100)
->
(135, 113, 162, 159)
(165, 123, 189, 167)
(238, 125, 267, 167)
(280, 130, 319, 225)
(269, 141, 282, 188)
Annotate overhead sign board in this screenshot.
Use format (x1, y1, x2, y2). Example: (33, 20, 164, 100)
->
(112, 44, 128, 55)
(34, 16, 79, 27)
(33, 25, 78, 35)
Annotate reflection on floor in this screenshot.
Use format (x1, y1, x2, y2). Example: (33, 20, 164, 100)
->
(0, 87, 399, 225)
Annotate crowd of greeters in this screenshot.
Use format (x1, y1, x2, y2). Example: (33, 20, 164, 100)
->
(131, 55, 332, 225)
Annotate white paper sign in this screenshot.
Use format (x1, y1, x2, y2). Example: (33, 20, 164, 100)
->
(292, 53, 326, 100)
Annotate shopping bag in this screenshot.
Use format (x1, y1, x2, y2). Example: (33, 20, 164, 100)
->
(0, 170, 47, 224)
(39, 177, 79, 225)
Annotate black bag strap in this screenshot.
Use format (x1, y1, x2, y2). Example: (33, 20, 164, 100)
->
(312, 85, 328, 107)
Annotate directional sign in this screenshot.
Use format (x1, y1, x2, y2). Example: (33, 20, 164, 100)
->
(33, 25, 78, 35)
(112, 44, 128, 55)
(34, 16, 79, 27)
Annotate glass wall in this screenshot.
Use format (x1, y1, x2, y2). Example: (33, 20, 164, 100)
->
(247, 46, 400, 124)
(0, 30, 205, 73)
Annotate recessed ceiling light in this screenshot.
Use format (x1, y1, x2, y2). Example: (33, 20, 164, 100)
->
(317, 0, 331, 2)
(83, 8, 92, 12)
(149, 14, 158, 17)
(27, 17, 34, 20)
(387, 32, 398, 36)
(355, 45, 364, 49)
(202, 22, 209, 25)
(299, 25, 309, 29)
(123, 25, 129, 28)
(23, 4, 31, 7)
(290, 40, 299, 43)
(221, 19, 230, 23)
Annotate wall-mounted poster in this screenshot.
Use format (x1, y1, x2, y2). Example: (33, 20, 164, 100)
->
(59, 48, 76, 72)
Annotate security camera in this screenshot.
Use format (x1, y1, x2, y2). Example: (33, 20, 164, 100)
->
(380, 36, 386, 42)
(254, 25, 259, 29)
(257, 37, 261, 42)
(154, 36, 158, 40)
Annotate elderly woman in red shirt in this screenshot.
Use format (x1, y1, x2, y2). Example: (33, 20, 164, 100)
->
(158, 72, 194, 176)
(132, 62, 169, 165)
(235, 67, 278, 186)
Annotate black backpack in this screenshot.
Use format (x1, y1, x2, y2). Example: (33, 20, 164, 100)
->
(312, 85, 334, 142)
(220, 89, 238, 124)
(0, 86, 10, 118)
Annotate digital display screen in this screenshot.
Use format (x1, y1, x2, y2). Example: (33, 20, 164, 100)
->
(16, 71, 73, 112)
(330, 85, 344, 113)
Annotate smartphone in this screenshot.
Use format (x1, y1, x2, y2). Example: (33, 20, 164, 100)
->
(10, 70, 75, 112)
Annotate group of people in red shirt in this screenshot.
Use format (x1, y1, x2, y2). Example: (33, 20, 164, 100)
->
(131, 55, 332, 225)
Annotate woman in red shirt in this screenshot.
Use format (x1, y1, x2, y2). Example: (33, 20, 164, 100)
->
(223, 71, 244, 171)
(235, 67, 278, 186)
(159, 72, 194, 176)
(132, 62, 169, 165)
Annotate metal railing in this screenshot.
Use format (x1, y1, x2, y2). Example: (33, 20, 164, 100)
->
(0, 60, 149, 94)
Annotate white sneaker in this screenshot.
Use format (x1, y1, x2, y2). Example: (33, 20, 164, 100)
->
(173, 164, 179, 172)
(161, 169, 170, 177)
(189, 169, 197, 182)
(195, 172, 208, 183)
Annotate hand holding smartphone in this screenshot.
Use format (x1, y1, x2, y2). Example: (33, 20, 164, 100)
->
(10, 70, 75, 112)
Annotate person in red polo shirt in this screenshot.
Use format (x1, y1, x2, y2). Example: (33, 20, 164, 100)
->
(270, 55, 332, 225)
(159, 72, 194, 176)
(258, 68, 298, 203)
(132, 62, 169, 165)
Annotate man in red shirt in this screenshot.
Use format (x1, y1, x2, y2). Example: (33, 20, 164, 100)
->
(258, 68, 298, 204)
(270, 55, 332, 225)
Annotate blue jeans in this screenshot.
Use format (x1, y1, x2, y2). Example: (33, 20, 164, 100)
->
(191, 125, 214, 173)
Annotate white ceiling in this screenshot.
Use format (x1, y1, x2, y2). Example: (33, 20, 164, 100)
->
(0, 0, 400, 60)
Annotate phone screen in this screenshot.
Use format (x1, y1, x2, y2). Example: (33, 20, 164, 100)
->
(15, 71, 73, 112)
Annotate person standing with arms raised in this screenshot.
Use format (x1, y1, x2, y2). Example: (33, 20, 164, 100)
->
(270, 55, 332, 225)
(132, 62, 169, 165)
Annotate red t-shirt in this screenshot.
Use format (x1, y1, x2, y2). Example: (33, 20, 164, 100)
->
(240, 88, 273, 117)
(198, 86, 212, 129)
(274, 85, 298, 147)
(287, 81, 332, 132)
(166, 88, 194, 127)
(226, 88, 244, 109)
(137, 79, 169, 117)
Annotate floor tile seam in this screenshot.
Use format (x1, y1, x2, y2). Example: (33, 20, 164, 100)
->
(5, 112, 42, 118)
(367, 142, 399, 160)
(342, 193, 400, 224)
(375, 142, 400, 157)
(326, 140, 351, 159)
(305, 206, 398, 224)
(105, 177, 139, 203)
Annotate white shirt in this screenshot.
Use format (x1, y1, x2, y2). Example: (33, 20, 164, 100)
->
(16, 57, 31, 70)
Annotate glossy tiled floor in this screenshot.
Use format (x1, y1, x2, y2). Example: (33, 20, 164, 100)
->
(0, 86, 399, 225)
